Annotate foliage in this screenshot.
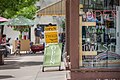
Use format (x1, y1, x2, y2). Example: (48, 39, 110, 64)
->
(0, 0, 39, 34)
(15, 5, 37, 19)
(0, 0, 39, 19)
(13, 26, 29, 34)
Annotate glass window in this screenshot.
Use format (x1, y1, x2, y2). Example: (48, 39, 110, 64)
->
(80, 9, 120, 68)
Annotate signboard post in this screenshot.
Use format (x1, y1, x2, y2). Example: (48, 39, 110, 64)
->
(42, 26, 62, 71)
(44, 31, 58, 43)
(116, 6, 120, 54)
(44, 26, 59, 43)
(42, 43, 62, 72)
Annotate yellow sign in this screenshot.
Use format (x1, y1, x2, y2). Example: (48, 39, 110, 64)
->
(45, 31, 58, 43)
(45, 26, 57, 31)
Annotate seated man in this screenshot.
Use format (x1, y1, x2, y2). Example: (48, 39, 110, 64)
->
(0, 34, 10, 57)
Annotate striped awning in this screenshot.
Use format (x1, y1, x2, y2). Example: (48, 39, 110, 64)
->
(37, 0, 65, 16)
(37, 0, 83, 16)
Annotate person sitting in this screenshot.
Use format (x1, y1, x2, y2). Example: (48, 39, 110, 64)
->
(0, 34, 11, 57)
(2, 34, 6, 44)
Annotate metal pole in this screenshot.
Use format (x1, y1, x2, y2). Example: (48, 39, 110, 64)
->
(116, 6, 120, 54)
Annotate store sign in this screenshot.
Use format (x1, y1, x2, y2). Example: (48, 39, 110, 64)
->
(43, 43, 62, 67)
(44, 31, 58, 43)
(94, 10, 116, 20)
(44, 26, 58, 43)
(82, 43, 115, 52)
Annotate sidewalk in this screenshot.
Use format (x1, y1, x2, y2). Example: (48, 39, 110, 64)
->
(0, 53, 67, 80)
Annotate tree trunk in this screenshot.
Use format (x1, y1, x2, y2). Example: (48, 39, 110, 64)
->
(19, 31, 22, 40)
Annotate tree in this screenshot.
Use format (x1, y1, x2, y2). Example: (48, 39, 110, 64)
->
(15, 5, 37, 19)
(13, 26, 29, 39)
(0, 0, 39, 39)
(0, 0, 39, 19)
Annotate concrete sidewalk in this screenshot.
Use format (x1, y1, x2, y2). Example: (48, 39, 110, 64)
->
(0, 53, 67, 80)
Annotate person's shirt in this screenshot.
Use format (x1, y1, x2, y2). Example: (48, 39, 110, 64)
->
(34, 27, 42, 37)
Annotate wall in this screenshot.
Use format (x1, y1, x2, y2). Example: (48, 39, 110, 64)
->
(3, 26, 20, 44)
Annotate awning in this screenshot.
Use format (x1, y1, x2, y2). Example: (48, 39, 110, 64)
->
(37, 0, 83, 16)
(0, 16, 36, 26)
(0, 17, 8, 22)
(37, 0, 65, 16)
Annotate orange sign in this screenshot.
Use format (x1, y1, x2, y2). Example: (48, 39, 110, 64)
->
(44, 31, 58, 43)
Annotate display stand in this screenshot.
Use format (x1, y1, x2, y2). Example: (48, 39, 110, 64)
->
(42, 26, 62, 72)
(42, 43, 62, 72)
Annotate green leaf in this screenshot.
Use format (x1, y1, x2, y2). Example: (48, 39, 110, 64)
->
(0, 0, 39, 18)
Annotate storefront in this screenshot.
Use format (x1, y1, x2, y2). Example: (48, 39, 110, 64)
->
(37, 0, 120, 79)
(66, 0, 120, 80)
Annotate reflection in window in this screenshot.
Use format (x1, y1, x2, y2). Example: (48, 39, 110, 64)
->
(79, 0, 120, 68)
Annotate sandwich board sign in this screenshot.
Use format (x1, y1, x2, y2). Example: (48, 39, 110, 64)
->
(42, 43, 62, 72)
(44, 31, 58, 43)
(44, 26, 59, 43)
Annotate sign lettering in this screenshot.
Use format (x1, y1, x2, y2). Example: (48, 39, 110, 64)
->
(44, 26, 58, 43)
(44, 26, 57, 31)
(44, 32, 58, 43)
(43, 43, 62, 67)
(50, 46, 56, 64)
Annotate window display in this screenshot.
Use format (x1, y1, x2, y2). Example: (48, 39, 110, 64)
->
(81, 10, 120, 68)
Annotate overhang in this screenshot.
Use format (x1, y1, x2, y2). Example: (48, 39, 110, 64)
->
(37, 0, 83, 16)
(37, 0, 65, 16)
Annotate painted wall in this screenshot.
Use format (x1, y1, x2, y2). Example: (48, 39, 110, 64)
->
(3, 26, 20, 44)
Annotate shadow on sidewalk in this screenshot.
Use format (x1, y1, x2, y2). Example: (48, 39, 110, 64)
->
(8, 52, 44, 57)
(0, 53, 43, 70)
(19, 61, 43, 67)
(0, 61, 20, 70)
(0, 61, 43, 70)
(44, 69, 65, 72)
(0, 75, 14, 79)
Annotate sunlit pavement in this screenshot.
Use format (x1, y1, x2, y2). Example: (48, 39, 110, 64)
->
(0, 53, 67, 80)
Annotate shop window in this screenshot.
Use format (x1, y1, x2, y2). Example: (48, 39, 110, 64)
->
(80, 12, 119, 68)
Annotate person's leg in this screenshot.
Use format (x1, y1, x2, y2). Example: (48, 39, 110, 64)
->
(18, 49, 20, 55)
(2, 46, 7, 57)
(14, 49, 18, 56)
(35, 36, 37, 44)
(35, 36, 40, 44)
(5, 45, 11, 57)
(38, 37, 40, 44)
(4, 47, 7, 57)
(36, 37, 40, 44)
(6, 45, 11, 54)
